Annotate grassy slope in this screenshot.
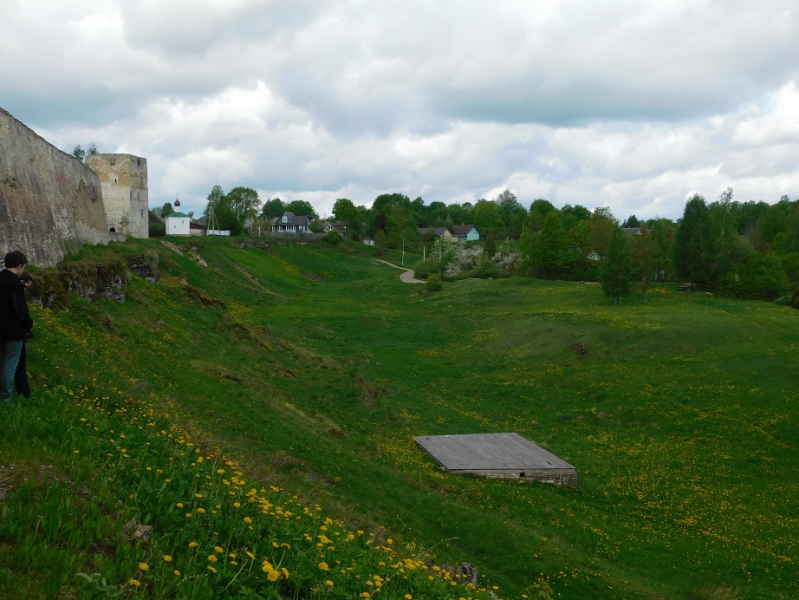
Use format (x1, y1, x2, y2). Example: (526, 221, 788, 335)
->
(3, 237, 798, 599)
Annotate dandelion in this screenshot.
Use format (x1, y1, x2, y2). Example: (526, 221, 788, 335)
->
(208, 565, 217, 574)
(138, 562, 149, 571)
(405, 595, 413, 599)
(326, 580, 334, 587)
(163, 555, 172, 562)
(214, 546, 223, 553)
(129, 578, 141, 587)
(319, 562, 330, 571)
(189, 541, 198, 548)
(173, 570, 180, 576)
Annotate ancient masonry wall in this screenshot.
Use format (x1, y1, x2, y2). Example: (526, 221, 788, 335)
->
(0, 108, 109, 267)
(86, 153, 149, 238)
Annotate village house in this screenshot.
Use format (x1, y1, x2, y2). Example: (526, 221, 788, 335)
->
(450, 224, 480, 242)
(272, 212, 313, 233)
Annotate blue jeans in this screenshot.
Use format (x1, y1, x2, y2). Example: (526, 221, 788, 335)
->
(1, 340, 24, 399)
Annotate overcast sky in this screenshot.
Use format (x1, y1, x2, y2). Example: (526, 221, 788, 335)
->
(2, 0, 799, 221)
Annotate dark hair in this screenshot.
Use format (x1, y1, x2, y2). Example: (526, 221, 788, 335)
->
(20, 272, 33, 283)
(4, 250, 27, 268)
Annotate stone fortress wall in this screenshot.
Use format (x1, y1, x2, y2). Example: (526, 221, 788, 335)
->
(0, 108, 109, 267)
(86, 153, 149, 239)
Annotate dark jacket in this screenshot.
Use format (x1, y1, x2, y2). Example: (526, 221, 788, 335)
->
(0, 269, 33, 341)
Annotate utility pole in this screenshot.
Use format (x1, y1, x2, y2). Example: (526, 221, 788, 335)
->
(402, 238, 405, 266)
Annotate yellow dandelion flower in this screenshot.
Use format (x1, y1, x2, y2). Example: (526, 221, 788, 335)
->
(176, 503, 184, 508)
(214, 546, 223, 553)
(318, 562, 330, 571)
(267, 570, 280, 581)
(189, 541, 198, 548)
(138, 562, 149, 571)
(129, 578, 141, 587)
(208, 555, 218, 563)
(208, 565, 217, 573)
(173, 570, 180, 576)
(197, 508, 206, 514)
(163, 555, 172, 562)
(326, 580, 334, 587)
(405, 595, 413, 599)
(281, 568, 289, 578)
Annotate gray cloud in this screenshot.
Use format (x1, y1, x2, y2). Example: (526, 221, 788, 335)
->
(2, 0, 799, 222)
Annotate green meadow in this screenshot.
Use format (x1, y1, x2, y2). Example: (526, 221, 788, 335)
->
(1, 237, 797, 599)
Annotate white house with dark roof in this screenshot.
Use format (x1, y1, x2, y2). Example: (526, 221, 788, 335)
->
(272, 212, 313, 233)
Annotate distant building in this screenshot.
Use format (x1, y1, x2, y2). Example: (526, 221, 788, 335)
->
(450, 224, 480, 242)
(165, 211, 191, 236)
(272, 212, 313, 233)
(418, 227, 455, 241)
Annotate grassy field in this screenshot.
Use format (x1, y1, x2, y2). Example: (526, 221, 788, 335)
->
(1, 237, 797, 599)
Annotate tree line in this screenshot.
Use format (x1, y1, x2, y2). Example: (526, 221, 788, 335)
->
(150, 185, 798, 302)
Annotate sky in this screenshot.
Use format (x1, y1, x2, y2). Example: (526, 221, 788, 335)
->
(2, 0, 799, 221)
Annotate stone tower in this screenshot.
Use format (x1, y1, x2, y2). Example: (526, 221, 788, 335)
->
(86, 153, 149, 238)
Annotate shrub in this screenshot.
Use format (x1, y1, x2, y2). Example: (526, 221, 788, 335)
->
(321, 231, 343, 244)
(412, 259, 440, 280)
(792, 288, 799, 308)
(719, 252, 788, 300)
(426, 274, 443, 292)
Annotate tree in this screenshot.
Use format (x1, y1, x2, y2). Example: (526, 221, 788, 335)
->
(332, 198, 363, 240)
(285, 199, 317, 217)
(675, 195, 711, 283)
(600, 227, 633, 304)
(472, 199, 504, 239)
(483, 233, 497, 258)
(590, 207, 617, 258)
(204, 185, 242, 235)
(563, 220, 595, 280)
(71, 143, 97, 162)
(226, 187, 261, 219)
(161, 202, 175, 217)
(261, 198, 285, 219)
(532, 211, 566, 278)
(622, 215, 641, 228)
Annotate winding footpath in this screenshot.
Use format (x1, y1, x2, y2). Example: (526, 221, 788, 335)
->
(372, 259, 424, 284)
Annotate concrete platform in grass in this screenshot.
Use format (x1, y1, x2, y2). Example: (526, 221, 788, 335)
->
(414, 432, 577, 487)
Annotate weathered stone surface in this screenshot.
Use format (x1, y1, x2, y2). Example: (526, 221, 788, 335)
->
(0, 108, 109, 267)
(86, 153, 149, 238)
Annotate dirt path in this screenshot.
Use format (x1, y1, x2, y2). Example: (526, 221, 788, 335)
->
(372, 259, 424, 284)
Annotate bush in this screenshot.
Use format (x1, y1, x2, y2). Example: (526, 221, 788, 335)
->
(792, 288, 799, 309)
(719, 252, 788, 300)
(148, 224, 166, 238)
(426, 274, 443, 292)
(321, 231, 343, 244)
(412, 259, 441, 280)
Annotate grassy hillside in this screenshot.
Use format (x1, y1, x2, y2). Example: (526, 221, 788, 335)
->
(1, 237, 797, 599)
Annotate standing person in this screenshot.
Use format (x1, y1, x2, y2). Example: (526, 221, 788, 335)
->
(13, 272, 33, 398)
(0, 251, 33, 402)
